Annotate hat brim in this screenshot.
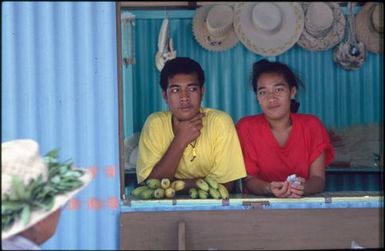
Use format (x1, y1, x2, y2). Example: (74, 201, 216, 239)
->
(193, 4, 239, 52)
(355, 3, 383, 54)
(2, 168, 92, 240)
(297, 2, 346, 51)
(234, 2, 304, 56)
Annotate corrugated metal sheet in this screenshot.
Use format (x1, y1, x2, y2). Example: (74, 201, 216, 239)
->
(325, 168, 382, 191)
(2, 2, 119, 250)
(122, 9, 383, 134)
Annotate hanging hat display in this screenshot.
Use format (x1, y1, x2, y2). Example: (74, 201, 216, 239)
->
(192, 4, 239, 52)
(355, 2, 383, 54)
(297, 2, 345, 51)
(233, 2, 304, 56)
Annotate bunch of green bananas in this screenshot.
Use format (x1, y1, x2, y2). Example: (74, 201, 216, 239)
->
(130, 178, 185, 200)
(189, 177, 229, 199)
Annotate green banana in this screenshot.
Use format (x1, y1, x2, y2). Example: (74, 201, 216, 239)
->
(153, 188, 165, 199)
(189, 188, 198, 199)
(146, 179, 161, 189)
(171, 180, 185, 192)
(198, 189, 209, 199)
(161, 178, 171, 189)
(196, 179, 209, 191)
(164, 187, 175, 198)
(209, 188, 221, 199)
(140, 188, 154, 200)
(217, 184, 229, 199)
(131, 186, 149, 199)
(204, 176, 219, 189)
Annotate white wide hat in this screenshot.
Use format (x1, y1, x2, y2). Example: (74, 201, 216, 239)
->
(2, 139, 92, 240)
(297, 2, 346, 51)
(355, 2, 383, 54)
(234, 2, 304, 56)
(193, 3, 239, 51)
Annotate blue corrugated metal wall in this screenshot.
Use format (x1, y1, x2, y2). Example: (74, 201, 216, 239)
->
(2, 2, 119, 250)
(122, 9, 383, 136)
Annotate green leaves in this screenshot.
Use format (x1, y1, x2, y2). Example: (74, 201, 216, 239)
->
(20, 205, 30, 226)
(1, 149, 85, 231)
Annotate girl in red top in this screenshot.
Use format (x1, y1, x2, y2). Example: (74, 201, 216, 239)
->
(236, 59, 334, 198)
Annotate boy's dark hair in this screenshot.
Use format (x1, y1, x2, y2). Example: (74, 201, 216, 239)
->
(160, 57, 205, 91)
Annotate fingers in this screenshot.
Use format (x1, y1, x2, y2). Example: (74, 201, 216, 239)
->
(289, 177, 305, 197)
(189, 119, 203, 131)
(190, 111, 205, 121)
(173, 112, 205, 146)
(271, 177, 306, 198)
(189, 112, 205, 127)
(289, 185, 304, 197)
(271, 181, 291, 198)
(188, 112, 205, 133)
(288, 193, 302, 198)
(281, 182, 291, 197)
(177, 112, 204, 129)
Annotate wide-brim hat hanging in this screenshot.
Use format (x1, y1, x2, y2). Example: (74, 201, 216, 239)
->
(297, 2, 345, 51)
(233, 2, 304, 56)
(355, 2, 383, 54)
(193, 3, 239, 52)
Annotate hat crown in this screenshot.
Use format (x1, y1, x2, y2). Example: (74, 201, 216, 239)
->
(305, 2, 334, 37)
(1, 139, 48, 198)
(206, 4, 234, 37)
(252, 3, 282, 32)
(193, 4, 239, 51)
(371, 4, 383, 33)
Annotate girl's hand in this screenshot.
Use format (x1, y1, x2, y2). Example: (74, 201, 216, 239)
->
(288, 177, 305, 198)
(270, 181, 291, 198)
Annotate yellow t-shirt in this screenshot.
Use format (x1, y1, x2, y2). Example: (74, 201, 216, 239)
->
(136, 108, 246, 184)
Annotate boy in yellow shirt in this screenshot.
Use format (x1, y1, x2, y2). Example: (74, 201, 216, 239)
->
(136, 57, 246, 192)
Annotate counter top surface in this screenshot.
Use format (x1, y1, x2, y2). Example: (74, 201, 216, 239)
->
(121, 191, 383, 212)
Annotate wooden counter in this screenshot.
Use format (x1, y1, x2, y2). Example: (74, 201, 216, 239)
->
(120, 192, 383, 250)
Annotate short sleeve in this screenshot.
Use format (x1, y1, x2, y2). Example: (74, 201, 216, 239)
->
(236, 118, 259, 177)
(208, 113, 247, 183)
(307, 117, 335, 167)
(136, 115, 164, 184)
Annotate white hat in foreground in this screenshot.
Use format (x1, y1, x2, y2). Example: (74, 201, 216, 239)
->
(234, 2, 304, 56)
(2, 139, 92, 240)
(193, 4, 239, 51)
(355, 2, 383, 54)
(297, 2, 345, 51)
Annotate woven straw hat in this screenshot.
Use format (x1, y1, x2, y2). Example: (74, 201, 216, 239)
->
(355, 2, 383, 53)
(233, 2, 304, 56)
(2, 139, 92, 240)
(297, 2, 345, 51)
(193, 3, 239, 51)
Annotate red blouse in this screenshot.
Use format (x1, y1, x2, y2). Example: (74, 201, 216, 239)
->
(236, 113, 334, 182)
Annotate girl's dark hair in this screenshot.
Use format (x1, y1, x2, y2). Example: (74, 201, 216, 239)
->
(159, 57, 205, 91)
(251, 59, 304, 113)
